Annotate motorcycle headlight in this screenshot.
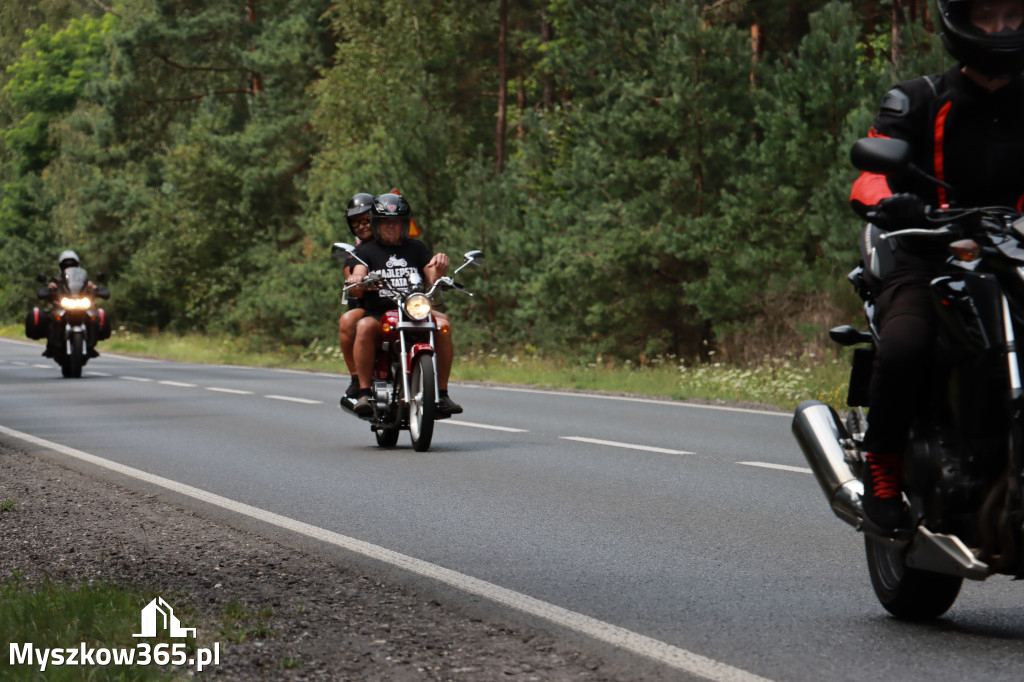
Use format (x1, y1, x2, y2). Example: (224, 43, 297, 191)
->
(60, 297, 91, 310)
(404, 293, 432, 320)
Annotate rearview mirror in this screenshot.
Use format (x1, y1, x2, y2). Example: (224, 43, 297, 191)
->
(463, 250, 485, 266)
(331, 242, 357, 259)
(849, 137, 912, 175)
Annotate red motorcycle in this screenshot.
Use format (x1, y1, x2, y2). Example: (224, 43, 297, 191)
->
(332, 243, 483, 451)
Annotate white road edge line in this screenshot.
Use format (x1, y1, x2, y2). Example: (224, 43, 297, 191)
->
(0, 423, 773, 682)
(737, 462, 812, 475)
(443, 420, 528, 433)
(561, 436, 695, 456)
(206, 387, 254, 395)
(264, 394, 322, 405)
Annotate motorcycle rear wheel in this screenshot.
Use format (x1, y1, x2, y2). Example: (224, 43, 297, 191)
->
(865, 535, 962, 620)
(408, 354, 436, 452)
(61, 331, 84, 378)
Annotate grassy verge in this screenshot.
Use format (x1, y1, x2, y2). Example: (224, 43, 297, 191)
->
(1, 575, 176, 681)
(1, 324, 852, 411)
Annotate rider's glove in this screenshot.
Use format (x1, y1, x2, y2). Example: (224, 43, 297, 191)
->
(866, 193, 927, 230)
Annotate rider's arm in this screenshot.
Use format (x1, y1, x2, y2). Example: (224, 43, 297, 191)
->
(348, 264, 369, 296)
(423, 253, 450, 287)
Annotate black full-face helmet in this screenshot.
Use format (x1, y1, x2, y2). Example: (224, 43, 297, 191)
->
(939, 0, 1024, 78)
(370, 193, 412, 244)
(58, 250, 80, 271)
(346, 192, 374, 236)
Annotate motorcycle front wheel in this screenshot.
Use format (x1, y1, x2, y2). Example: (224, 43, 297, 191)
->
(61, 330, 84, 378)
(375, 426, 400, 447)
(865, 535, 962, 620)
(408, 354, 436, 452)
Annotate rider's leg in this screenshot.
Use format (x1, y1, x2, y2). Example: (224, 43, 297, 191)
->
(339, 308, 365, 398)
(862, 271, 936, 529)
(354, 316, 382, 390)
(352, 315, 382, 416)
(432, 313, 461, 414)
(434, 312, 453, 391)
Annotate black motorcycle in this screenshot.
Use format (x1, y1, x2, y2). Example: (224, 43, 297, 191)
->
(26, 267, 111, 378)
(793, 137, 1024, 619)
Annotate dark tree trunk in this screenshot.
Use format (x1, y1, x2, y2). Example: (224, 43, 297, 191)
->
(494, 0, 508, 176)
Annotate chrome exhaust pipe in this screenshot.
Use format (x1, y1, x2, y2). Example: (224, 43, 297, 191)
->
(792, 400, 864, 528)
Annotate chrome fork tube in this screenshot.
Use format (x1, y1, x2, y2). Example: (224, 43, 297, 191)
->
(1002, 294, 1022, 401)
(399, 315, 411, 403)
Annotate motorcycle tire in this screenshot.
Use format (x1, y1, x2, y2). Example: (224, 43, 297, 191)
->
(865, 534, 962, 620)
(375, 426, 400, 448)
(408, 354, 436, 452)
(61, 331, 84, 379)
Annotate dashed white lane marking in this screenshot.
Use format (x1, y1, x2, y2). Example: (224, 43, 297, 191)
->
(32, 364, 50, 369)
(0, 424, 774, 682)
(561, 436, 696, 456)
(467, 384, 790, 417)
(86, 371, 112, 377)
(444, 420, 528, 433)
(737, 462, 812, 474)
(265, 394, 322, 405)
(121, 376, 153, 382)
(206, 387, 254, 395)
(159, 380, 197, 388)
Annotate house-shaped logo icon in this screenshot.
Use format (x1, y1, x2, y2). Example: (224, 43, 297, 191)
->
(133, 597, 197, 638)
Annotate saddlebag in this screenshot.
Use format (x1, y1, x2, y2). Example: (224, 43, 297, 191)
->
(95, 308, 112, 340)
(24, 308, 50, 340)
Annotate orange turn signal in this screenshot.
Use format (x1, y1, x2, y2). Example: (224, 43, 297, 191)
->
(949, 239, 980, 262)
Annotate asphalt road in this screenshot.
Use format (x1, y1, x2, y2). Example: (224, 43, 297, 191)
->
(2, 337, 1022, 681)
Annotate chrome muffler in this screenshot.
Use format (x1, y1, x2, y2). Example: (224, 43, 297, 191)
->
(792, 400, 864, 528)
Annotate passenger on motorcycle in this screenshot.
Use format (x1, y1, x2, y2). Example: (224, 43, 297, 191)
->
(339, 192, 375, 401)
(850, 0, 1024, 529)
(347, 193, 463, 417)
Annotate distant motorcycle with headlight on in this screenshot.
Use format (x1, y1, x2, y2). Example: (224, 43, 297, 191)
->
(26, 266, 110, 378)
(331, 242, 483, 451)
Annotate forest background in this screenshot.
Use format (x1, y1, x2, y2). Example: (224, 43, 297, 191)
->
(0, 0, 948, 367)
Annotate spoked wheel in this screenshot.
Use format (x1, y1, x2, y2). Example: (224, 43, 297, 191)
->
(408, 354, 436, 452)
(865, 534, 963, 620)
(61, 331, 84, 378)
(375, 426, 400, 447)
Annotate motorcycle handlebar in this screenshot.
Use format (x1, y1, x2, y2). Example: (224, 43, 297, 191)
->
(879, 205, 1022, 242)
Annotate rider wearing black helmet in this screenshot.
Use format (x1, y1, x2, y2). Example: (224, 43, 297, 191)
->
(339, 193, 376, 400)
(347, 193, 462, 417)
(850, 0, 1024, 530)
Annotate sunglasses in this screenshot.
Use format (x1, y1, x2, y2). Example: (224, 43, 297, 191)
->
(349, 215, 371, 226)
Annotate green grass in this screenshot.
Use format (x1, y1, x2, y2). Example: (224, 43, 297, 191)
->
(1, 575, 175, 681)
(1, 323, 852, 411)
(217, 600, 276, 643)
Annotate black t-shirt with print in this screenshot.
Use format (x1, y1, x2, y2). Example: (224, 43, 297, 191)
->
(353, 239, 434, 314)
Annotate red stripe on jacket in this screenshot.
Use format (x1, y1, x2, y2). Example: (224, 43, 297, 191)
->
(933, 101, 953, 209)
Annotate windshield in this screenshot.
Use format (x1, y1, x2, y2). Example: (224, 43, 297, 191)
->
(62, 267, 88, 296)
